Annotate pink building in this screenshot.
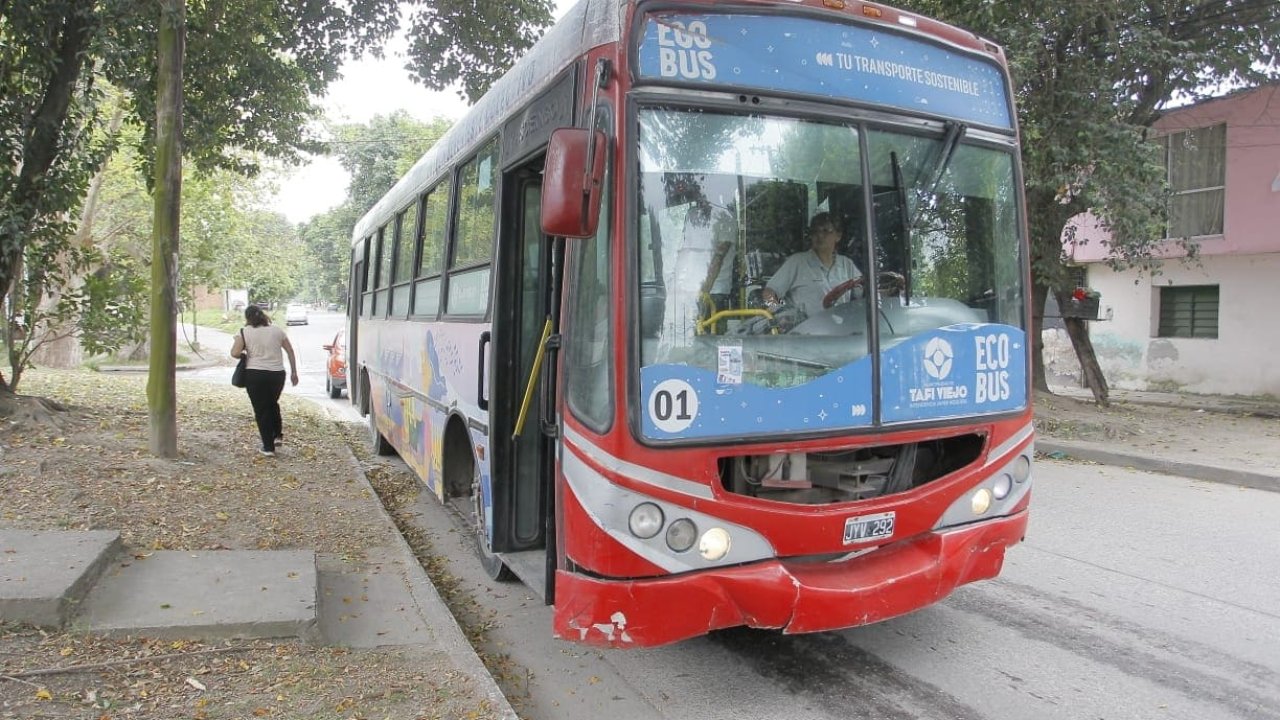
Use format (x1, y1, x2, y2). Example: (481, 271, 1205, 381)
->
(1053, 83, 1280, 396)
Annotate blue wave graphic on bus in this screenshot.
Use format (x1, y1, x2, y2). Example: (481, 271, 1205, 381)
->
(640, 324, 1026, 440)
(636, 13, 1012, 129)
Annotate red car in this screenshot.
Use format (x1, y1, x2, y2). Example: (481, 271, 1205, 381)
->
(323, 330, 346, 399)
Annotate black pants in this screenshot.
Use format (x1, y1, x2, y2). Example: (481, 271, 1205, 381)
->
(243, 369, 286, 451)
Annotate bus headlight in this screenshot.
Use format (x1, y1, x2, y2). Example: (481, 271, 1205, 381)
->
(1012, 455, 1031, 483)
(992, 474, 1013, 500)
(971, 488, 992, 515)
(628, 503, 664, 539)
(698, 528, 731, 561)
(666, 518, 697, 553)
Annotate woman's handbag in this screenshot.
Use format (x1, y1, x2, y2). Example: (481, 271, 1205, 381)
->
(231, 330, 248, 387)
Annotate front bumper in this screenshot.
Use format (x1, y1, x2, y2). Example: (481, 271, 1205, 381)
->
(554, 508, 1027, 647)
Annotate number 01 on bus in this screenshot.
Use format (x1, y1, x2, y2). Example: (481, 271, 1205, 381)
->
(347, 0, 1034, 648)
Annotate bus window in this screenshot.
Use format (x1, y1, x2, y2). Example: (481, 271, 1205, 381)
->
(636, 108, 871, 386)
(866, 130, 1024, 329)
(414, 178, 450, 317)
(360, 235, 375, 318)
(372, 225, 393, 316)
(448, 139, 499, 316)
(391, 200, 419, 317)
(565, 150, 613, 430)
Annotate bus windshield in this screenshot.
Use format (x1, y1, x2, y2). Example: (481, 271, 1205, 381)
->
(636, 107, 1025, 436)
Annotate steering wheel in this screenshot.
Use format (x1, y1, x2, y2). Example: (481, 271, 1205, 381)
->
(822, 272, 907, 308)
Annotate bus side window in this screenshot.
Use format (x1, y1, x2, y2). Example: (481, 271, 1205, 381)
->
(447, 138, 499, 316)
(414, 178, 451, 317)
(565, 151, 613, 431)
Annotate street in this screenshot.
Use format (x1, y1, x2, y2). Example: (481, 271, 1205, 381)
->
(403, 458, 1280, 720)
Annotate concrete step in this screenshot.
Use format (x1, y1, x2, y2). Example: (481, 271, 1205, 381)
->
(0, 529, 122, 628)
(75, 550, 318, 641)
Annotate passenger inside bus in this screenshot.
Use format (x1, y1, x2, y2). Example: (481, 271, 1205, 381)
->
(681, 191, 736, 312)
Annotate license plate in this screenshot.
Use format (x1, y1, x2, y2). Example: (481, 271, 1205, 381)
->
(843, 511, 895, 545)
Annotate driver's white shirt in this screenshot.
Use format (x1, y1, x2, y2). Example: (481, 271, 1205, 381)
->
(765, 250, 861, 316)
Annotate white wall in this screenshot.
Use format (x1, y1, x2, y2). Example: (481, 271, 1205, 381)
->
(1044, 253, 1280, 397)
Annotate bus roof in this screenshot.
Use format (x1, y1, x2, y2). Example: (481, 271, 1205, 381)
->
(349, 0, 1007, 245)
(351, 0, 622, 244)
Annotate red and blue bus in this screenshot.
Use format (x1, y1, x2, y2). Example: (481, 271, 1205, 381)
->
(348, 0, 1033, 648)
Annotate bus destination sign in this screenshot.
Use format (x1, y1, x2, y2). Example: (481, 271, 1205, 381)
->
(636, 13, 1013, 129)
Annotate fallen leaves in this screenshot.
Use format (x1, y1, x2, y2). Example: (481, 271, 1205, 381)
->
(2, 370, 506, 719)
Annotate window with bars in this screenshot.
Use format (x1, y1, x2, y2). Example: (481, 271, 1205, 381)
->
(1157, 285, 1219, 338)
(1161, 124, 1225, 239)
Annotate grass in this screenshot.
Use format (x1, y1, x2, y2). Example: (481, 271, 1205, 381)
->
(188, 308, 245, 332)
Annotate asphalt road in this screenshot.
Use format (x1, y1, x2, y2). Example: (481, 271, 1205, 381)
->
(405, 459, 1280, 720)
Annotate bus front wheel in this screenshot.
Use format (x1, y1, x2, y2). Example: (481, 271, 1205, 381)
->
(464, 447, 514, 582)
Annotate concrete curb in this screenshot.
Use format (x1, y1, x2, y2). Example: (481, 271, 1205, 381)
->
(1038, 440, 1280, 494)
(337, 444, 519, 720)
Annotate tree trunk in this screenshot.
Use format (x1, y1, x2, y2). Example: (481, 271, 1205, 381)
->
(1052, 289, 1109, 406)
(31, 102, 127, 370)
(147, 0, 185, 458)
(1030, 280, 1050, 393)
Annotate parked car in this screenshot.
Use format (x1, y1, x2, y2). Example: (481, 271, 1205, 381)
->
(326, 302, 340, 312)
(284, 303, 308, 326)
(323, 330, 346, 399)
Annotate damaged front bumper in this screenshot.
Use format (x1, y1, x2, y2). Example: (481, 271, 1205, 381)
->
(554, 508, 1028, 647)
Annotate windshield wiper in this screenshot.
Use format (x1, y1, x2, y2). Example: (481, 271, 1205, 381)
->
(890, 150, 912, 306)
(913, 120, 967, 227)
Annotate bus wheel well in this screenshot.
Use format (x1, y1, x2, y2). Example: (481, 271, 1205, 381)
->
(442, 416, 473, 501)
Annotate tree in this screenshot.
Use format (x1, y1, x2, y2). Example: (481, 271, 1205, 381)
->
(300, 113, 454, 303)
(0, 1, 111, 422)
(403, 0, 555, 102)
(1, 0, 553, 413)
(895, 0, 1280, 404)
(147, 0, 183, 458)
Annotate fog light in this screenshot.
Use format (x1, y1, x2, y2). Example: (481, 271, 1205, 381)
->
(698, 528, 731, 561)
(628, 502, 664, 539)
(1012, 455, 1031, 483)
(992, 474, 1012, 500)
(666, 518, 697, 553)
(971, 488, 992, 515)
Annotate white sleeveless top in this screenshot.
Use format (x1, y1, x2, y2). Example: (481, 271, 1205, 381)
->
(241, 325, 287, 371)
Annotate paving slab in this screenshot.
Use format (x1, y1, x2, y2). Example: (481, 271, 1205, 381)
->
(317, 549, 435, 647)
(76, 550, 318, 640)
(0, 529, 121, 628)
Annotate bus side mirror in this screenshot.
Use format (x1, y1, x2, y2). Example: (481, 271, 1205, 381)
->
(541, 127, 606, 239)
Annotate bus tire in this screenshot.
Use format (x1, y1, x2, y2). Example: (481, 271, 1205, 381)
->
(367, 403, 395, 456)
(453, 435, 514, 582)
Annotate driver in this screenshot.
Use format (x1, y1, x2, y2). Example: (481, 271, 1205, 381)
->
(761, 212, 862, 316)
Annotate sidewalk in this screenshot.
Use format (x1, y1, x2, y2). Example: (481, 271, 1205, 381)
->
(1036, 383, 1280, 492)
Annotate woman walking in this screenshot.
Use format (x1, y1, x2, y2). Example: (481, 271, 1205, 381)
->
(230, 305, 299, 456)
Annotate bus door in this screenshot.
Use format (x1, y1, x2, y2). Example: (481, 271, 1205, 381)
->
(348, 242, 365, 409)
(489, 161, 560, 597)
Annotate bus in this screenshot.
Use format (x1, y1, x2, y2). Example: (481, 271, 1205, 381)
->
(348, 0, 1033, 648)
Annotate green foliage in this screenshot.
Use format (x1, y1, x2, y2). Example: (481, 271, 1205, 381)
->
(2, 0, 542, 394)
(895, 0, 1279, 290)
(78, 250, 149, 356)
(80, 130, 303, 349)
(299, 113, 454, 304)
(403, 0, 556, 102)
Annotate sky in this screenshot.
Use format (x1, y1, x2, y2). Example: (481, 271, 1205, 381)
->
(270, 39, 470, 224)
(271, 3, 575, 224)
